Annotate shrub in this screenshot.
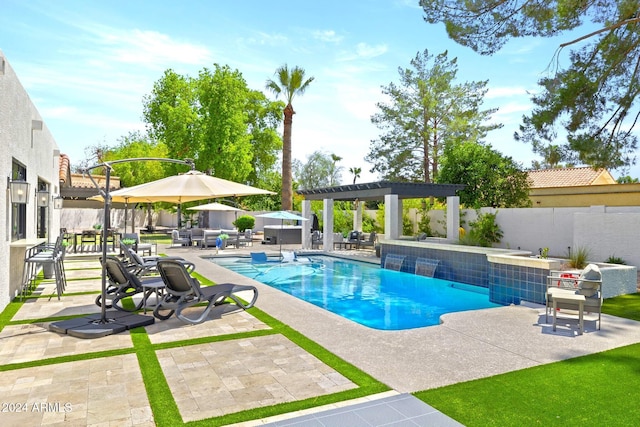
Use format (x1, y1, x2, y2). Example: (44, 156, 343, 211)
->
(233, 215, 255, 232)
(567, 246, 590, 269)
(606, 255, 626, 265)
(468, 211, 503, 247)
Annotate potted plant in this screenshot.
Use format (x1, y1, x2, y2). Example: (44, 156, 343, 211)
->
(121, 238, 136, 250)
(233, 215, 255, 232)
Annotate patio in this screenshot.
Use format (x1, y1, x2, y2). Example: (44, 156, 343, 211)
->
(2, 244, 640, 426)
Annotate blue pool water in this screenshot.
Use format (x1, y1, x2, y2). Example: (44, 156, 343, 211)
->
(212, 255, 502, 330)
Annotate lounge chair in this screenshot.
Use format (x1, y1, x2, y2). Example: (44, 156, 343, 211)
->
(153, 259, 259, 324)
(546, 263, 603, 331)
(97, 256, 164, 312)
(126, 247, 195, 276)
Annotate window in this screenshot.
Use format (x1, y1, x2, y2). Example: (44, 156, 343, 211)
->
(11, 161, 27, 241)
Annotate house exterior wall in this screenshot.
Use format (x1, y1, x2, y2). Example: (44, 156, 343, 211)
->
(529, 183, 640, 207)
(1, 50, 61, 311)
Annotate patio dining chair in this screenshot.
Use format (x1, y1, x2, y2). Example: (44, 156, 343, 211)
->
(153, 259, 258, 324)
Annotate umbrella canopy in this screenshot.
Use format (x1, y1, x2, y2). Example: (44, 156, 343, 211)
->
(187, 202, 243, 212)
(257, 211, 308, 221)
(92, 170, 273, 228)
(106, 170, 274, 203)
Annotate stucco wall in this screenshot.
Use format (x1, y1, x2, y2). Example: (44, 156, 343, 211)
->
(1, 51, 61, 311)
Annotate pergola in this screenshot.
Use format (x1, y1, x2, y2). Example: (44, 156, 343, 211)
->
(297, 181, 465, 250)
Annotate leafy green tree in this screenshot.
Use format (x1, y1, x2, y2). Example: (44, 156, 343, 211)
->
(421, 1, 640, 170)
(438, 142, 531, 208)
(102, 131, 169, 187)
(293, 151, 343, 190)
(143, 65, 282, 185)
(266, 64, 315, 210)
(366, 49, 500, 183)
(617, 175, 639, 184)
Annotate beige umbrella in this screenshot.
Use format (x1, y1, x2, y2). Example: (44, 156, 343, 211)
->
(103, 170, 273, 228)
(187, 202, 243, 212)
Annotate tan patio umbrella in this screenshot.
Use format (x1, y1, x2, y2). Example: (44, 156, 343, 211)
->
(103, 170, 274, 228)
(187, 202, 243, 212)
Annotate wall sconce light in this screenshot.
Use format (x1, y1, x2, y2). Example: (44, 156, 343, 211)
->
(37, 189, 50, 207)
(53, 195, 63, 209)
(8, 177, 30, 204)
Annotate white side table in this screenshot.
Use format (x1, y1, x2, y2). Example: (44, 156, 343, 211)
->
(553, 293, 585, 335)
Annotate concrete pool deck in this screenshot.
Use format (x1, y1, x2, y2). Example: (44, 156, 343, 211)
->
(187, 248, 640, 394)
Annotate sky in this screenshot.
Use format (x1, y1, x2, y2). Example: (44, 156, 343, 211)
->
(2, 0, 631, 184)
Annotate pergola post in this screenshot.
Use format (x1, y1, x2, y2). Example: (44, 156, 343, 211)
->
(322, 198, 334, 250)
(446, 196, 460, 241)
(384, 194, 399, 240)
(354, 201, 363, 232)
(301, 199, 311, 249)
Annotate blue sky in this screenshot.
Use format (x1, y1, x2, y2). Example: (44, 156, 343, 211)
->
(2, 0, 623, 183)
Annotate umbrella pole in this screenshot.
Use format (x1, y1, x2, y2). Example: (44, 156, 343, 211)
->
(279, 219, 283, 261)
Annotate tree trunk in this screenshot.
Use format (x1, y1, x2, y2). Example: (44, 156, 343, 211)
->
(282, 103, 295, 210)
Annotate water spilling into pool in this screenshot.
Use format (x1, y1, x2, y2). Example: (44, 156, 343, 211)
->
(212, 255, 502, 330)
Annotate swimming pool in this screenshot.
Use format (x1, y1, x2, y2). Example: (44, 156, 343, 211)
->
(212, 255, 502, 330)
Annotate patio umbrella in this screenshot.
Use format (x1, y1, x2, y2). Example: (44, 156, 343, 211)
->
(257, 211, 308, 258)
(93, 170, 273, 228)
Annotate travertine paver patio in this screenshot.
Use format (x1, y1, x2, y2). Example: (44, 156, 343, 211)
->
(0, 354, 153, 426)
(157, 334, 356, 422)
(0, 253, 359, 426)
(0, 323, 133, 365)
(145, 307, 271, 344)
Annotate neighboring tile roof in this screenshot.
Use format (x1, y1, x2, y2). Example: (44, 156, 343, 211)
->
(70, 173, 121, 189)
(59, 154, 71, 187)
(527, 167, 617, 188)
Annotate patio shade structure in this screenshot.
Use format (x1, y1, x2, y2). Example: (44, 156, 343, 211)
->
(97, 170, 274, 228)
(257, 211, 308, 258)
(187, 202, 243, 212)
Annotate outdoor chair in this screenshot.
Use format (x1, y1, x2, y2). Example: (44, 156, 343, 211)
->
(311, 230, 322, 249)
(80, 229, 97, 252)
(346, 230, 361, 249)
(170, 229, 191, 247)
(126, 247, 195, 276)
(546, 263, 603, 331)
(237, 229, 253, 247)
(358, 232, 377, 250)
(97, 256, 164, 312)
(22, 234, 67, 300)
(153, 259, 259, 324)
(189, 228, 205, 248)
(122, 232, 154, 256)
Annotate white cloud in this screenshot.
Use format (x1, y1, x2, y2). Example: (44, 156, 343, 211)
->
(312, 29, 343, 43)
(337, 43, 388, 61)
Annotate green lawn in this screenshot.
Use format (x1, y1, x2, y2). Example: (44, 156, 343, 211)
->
(415, 293, 640, 426)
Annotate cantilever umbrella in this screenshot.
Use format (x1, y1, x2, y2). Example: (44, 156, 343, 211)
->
(257, 211, 308, 258)
(94, 170, 274, 228)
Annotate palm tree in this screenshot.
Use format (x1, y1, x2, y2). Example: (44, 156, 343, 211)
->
(266, 64, 314, 210)
(349, 166, 362, 184)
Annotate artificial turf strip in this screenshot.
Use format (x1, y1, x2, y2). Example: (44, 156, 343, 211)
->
(602, 292, 640, 321)
(130, 328, 184, 427)
(414, 342, 640, 426)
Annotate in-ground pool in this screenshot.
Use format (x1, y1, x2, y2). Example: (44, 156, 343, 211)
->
(212, 255, 503, 330)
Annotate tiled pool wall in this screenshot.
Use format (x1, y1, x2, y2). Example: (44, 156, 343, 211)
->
(380, 243, 491, 288)
(381, 241, 637, 305)
(380, 241, 555, 306)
